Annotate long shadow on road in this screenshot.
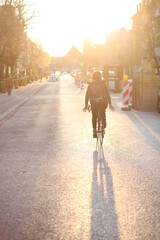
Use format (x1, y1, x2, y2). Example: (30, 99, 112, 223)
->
(90, 149, 120, 240)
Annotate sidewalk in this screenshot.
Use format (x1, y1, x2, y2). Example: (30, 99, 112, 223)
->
(0, 79, 47, 126)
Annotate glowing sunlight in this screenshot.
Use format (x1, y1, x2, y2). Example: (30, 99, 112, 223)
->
(27, 0, 140, 56)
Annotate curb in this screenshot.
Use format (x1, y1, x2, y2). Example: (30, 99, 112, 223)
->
(0, 83, 47, 127)
(0, 98, 28, 126)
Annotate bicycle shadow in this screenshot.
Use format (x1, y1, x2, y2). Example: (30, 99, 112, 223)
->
(90, 149, 120, 240)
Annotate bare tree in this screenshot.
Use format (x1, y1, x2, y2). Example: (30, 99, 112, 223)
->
(0, 0, 34, 78)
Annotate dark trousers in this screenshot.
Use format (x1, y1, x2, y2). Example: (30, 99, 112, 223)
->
(91, 102, 107, 129)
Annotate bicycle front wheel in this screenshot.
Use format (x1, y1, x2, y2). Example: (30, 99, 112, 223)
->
(97, 122, 104, 146)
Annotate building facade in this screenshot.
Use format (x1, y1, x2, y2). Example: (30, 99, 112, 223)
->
(132, 0, 160, 75)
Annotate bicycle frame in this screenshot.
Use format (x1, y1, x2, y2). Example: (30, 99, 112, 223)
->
(96, 111, 104, 146)
(87, 105, 104, 147)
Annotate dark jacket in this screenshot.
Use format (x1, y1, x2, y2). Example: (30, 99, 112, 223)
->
(6, 77, 13, 88)
(85, 81, 111, 108)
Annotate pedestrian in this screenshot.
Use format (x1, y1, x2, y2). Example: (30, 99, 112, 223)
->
(6, 74, 13, 96)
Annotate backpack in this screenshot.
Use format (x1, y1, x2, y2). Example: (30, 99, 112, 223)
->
(90, 82, 107, 103)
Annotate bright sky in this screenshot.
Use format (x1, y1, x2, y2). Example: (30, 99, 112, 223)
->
(26, 0, 141, 57)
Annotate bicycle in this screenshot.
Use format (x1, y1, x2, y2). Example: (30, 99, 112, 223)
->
(87, 105, 104, 147)
(96, 110, 104, 146)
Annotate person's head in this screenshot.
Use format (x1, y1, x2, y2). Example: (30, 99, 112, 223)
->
(92, 71, 102, 82)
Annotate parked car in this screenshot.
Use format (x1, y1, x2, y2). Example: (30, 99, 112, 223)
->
(55, 71, 61, 78)
(48, 74, 56, 82)
(48, 73, 59, 82)
(158, 87, 160, 113)
(62, 71, 68, 75)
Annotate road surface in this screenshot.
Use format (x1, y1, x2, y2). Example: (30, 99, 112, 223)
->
(0, 75, 160, 240)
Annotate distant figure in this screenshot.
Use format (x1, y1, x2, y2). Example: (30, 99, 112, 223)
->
(6, 74, 13, 96)
(83, 71, 114, 138)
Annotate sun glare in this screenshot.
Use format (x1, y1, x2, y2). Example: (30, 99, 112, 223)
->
(27, 0, 140, 56)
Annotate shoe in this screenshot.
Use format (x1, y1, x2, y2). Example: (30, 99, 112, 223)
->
(93, 129, 97, 138)
(103, 121, 107, 128)
(93, 132, 97, 138)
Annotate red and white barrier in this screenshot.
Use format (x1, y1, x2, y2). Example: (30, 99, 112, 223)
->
(128, 79, 133, 105)
(123, 80, 129, 106)
(121, 77, 133, 111)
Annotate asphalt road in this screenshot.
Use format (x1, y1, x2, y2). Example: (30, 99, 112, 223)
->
(0, 75, 160, 240)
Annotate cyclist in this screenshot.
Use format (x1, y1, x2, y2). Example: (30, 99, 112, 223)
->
(83, 71, 114, 138)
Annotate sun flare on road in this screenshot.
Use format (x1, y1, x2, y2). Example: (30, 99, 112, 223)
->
(27, 0, 140, 56)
